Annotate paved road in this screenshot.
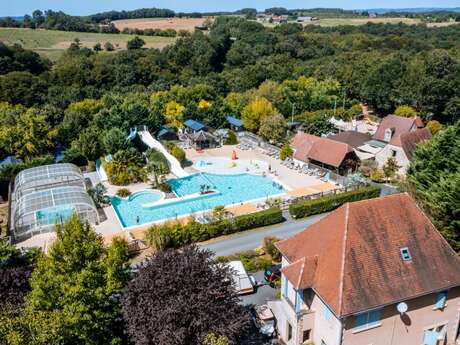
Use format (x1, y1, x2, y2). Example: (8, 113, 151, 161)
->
(200, 213, 328, 257)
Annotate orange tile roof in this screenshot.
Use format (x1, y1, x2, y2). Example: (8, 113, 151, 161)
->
(291, 132, 320, 162)
(276, 193, 460, 316)
(400, 128, 432, 160)
(291, 132, 355, 168)
(373, 115, 420, 147)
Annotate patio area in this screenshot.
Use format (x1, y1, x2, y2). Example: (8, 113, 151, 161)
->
(184, 145, 332, 191)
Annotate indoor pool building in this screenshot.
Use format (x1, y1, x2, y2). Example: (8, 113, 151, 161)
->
(10, 163, 99, 242)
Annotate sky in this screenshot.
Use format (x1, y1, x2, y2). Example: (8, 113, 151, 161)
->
(1, 0, 460, 16)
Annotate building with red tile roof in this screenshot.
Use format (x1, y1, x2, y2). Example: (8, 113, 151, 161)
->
(268, 193, 460, 345)
(290, 132, 359, 175)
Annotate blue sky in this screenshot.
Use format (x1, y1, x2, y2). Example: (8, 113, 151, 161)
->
(2, 0, 460, 16)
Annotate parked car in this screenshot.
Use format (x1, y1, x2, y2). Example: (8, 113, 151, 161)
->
(250, 304, 276, 338)
(264, 264, 281, 284)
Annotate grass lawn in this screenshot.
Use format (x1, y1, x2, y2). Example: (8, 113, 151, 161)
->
(0, 28, 176, 60)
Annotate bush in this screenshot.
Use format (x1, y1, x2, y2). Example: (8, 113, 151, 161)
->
(116, 188, 131, 198)
(279, 143, 293, 161)
(233, 208, 284, 231)
(225, 130, 238, 145)
(370, 169, 385, 183)
(289, 186, 381, 219)
(263, 236, 281, 262)
(146, 208, 284, 249)
(166, 142, 186, 163)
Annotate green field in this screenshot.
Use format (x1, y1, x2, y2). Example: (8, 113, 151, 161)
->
(0, 28, 176, 60)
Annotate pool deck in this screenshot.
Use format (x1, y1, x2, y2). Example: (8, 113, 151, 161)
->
(92, 145, 334, 241)
(185, 145, 329, 190)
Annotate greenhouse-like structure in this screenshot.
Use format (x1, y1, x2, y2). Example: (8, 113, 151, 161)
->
(10, 164, 99, 242)
(14, 163, 85, 199)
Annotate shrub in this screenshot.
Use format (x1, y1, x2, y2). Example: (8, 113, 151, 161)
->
(233, 208, 283, 231)
(146, 208, 284, 249)
(116, 188, 131, 198)
(370, 169, 385, 183)
(166, 142, 186, 163)
(263, 236, 281, 262)
(225, 130, 238, 145)
(395, 105, 417, 118)
(427, 120, 443, 135)
(279, 143, 293, 161)
(289, 186, 381, 219)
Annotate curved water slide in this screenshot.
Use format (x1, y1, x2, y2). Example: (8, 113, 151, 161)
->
(137, 129, 189, 178)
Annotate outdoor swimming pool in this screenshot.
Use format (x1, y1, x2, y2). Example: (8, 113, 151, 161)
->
(112, 173, 285, 228)
(193, 157, 269, 175)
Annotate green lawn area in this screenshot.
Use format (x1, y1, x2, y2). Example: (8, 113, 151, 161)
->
(0, 28, 176, 60)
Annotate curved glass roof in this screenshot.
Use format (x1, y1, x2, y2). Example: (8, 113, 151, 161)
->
(14, 185, 95, 221)
(14, 163, 84, 199)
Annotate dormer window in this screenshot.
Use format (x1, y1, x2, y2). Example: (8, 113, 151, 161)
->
(400, 247, 412, 261)
(384, 128, 394, 142)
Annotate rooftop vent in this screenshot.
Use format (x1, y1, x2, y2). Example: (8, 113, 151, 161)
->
(400, 247, 412, 261)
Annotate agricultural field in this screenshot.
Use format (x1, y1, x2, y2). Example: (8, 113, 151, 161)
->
(0, 28, 176, 60)
(313, 17, 421, 26)
(112, 17, 212, 32)
(263, 17, 458, 27)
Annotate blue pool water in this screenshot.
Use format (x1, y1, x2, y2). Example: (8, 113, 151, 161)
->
(36, 206, 74, 226)
(112, 173, 285, 228)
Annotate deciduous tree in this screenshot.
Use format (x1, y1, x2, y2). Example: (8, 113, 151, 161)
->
(27, 215, 130, 344)
(122, 245, 250, 345)
(241, 97, 277, 131)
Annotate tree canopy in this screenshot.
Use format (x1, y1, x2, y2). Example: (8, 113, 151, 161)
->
(406, 120, 460, 252)
(25, 215, 130, 344)
(121, 245, 250, 345)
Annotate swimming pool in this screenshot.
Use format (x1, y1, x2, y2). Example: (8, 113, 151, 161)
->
(193, 157, 269, 175)
(36, 206, 74, 226)
(112, 173, 285, 228)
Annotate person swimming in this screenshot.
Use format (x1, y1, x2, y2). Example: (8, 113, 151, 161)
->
(136, 216, 140, 224)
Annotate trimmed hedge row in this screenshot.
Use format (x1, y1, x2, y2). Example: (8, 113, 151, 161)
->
(289, 186, 381, 219)
(146, 208, 284, 249)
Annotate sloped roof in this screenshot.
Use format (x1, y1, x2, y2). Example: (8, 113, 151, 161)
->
(276, 193, 460, 317)
(291, 132, 320, 162)
(328, 131, 372, 149)
(400, 128, 432, 160)
(373, 115, 420, 146)
(184, 119, 206, 131)
(226, 115, 243, 127)
(0, 156, 21, 167)
(291, 132, 356, 168)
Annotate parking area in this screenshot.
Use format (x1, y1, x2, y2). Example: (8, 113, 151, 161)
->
(240, 271, 278, 306)
(239, 271, 280, 345)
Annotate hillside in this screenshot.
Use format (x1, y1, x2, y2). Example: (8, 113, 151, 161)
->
(0, 28, 176, 60)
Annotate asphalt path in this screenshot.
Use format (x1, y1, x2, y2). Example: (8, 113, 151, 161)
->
(200, 213, 327, 257)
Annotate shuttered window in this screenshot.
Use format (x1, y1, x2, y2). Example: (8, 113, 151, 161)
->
(435, 291, 448, 309)
(354, 309, 381, 331)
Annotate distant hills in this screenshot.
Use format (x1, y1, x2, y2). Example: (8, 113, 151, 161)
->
(366, 7, 460, 14)
(2, 7, 460, 20)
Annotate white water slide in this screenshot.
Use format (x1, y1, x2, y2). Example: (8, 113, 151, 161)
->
(138, 129, 189, 178)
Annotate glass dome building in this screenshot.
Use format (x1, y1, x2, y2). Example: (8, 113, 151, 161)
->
(10, 164, 99, 242)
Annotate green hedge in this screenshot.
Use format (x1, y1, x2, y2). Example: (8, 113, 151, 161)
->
(289, 186, 381, 219)
(146, 208, 284, 249)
